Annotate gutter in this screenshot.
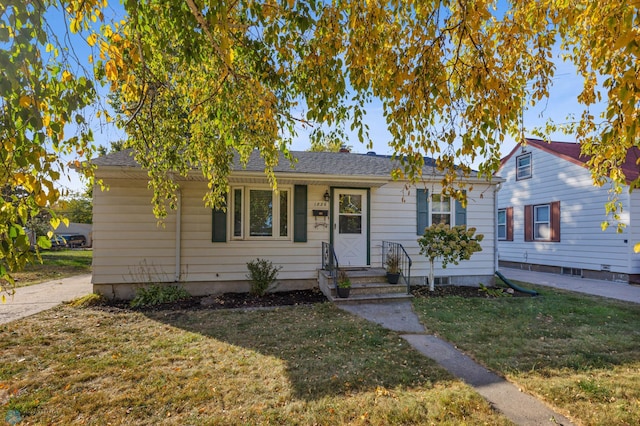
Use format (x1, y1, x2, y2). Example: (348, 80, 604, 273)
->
(175, 188, 182, 282)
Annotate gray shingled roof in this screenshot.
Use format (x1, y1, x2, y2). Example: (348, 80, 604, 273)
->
(92, 148, 468, 177)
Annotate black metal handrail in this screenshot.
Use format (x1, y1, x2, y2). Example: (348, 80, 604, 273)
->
(321, 241, 339, 290)
(382, 241, 412, 294)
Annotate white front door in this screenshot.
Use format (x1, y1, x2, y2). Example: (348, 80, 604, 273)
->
(333, 189, 368, 267)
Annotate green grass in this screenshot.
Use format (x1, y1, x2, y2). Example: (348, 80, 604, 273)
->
(11, 250, 92, 287)
(412, 283, 640, 425)
(0, 303, 510, 425)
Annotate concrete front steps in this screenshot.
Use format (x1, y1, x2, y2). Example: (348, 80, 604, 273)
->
(318, 267, 413, 304)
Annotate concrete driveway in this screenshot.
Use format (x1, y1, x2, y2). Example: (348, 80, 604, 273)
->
(499, 267, 640, 304)
(0, 274, 92, 325)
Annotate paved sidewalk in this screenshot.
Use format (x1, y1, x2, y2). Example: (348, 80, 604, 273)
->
(0, 274, 92, 325)
(499, 267, 640, 304)
(341, 270, 640, 425)
(339, 302, 574, 425)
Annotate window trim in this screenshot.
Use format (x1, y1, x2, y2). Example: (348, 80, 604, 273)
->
(497, 208, 507, 240)
(516, 152, 532, 180)
(524, 202, 560, 242)
(533, 204, 550, 241)
(430, 193, 452, 226)
(232, 187, 244, 239)
(230, 185, 292, 241)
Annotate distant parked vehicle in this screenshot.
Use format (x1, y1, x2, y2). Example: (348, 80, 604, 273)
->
(59, 234, 87, 248)
(49, 234, 87, 249)
(50, 235, 67, 250)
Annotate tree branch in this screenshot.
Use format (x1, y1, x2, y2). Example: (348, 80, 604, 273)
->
(184, 0, 238, 78)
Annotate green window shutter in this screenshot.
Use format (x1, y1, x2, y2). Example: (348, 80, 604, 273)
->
(455, 191, 467, 226)
(416, 189, 428, 235)
(212, 208, 227, 242)
(294, 185, 307, 242)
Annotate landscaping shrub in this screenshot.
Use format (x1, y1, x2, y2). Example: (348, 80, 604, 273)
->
(130, 285, 190, 307)
(246, 258, 281, 296)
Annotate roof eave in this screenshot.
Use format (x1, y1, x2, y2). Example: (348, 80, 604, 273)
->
(94, 165, 502, 186)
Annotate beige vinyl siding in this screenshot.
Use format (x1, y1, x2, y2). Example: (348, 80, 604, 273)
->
(370, 182, 497, 280)
(92, 179, 177, 285)
(178, 183, 329, 283)
(93, 175, 498, 288)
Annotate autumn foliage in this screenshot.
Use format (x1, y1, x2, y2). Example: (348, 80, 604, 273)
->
(1, 0, 639, 286)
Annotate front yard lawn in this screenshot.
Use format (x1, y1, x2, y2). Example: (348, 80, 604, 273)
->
(3, 281, 638, 425)
(1, 302, 509, 425)
(412, 283, 640, 425)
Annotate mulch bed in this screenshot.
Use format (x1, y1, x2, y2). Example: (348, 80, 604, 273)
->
(95, 284, 535, 313)
(411, 285, 534, 298)
(99, 288, 329, 312)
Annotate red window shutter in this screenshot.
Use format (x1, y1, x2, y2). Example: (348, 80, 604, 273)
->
(550, 201, 561, 242)
(506, 207, 514, 241)
(524, 205, 533, 242)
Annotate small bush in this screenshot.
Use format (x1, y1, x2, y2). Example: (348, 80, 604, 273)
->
(479, 283, 512, 298)
(246, 258, 281, 296)
(130, 285, 191, 308)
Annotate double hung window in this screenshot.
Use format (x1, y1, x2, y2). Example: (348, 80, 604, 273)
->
(497, 207, 514, 241)
(516, 153, 532, 180)
(524, 201, 560, 242)
(497, 209, 507, 240)
(231, 187, 290, 239)
(431, 194, 451, 226)
(533, 204, 550, 240)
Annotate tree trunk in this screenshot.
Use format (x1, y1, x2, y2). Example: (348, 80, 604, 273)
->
(429, 258, 435, 292)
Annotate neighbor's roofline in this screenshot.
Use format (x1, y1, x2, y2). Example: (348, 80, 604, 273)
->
(498, 138, 590, 172)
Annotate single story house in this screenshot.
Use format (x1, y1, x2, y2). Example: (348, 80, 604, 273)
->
(497, 138, 640, 283)
(92, 149, 502, 298)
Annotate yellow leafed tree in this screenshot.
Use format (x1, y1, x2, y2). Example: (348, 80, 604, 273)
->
(1, 0, 639, 290)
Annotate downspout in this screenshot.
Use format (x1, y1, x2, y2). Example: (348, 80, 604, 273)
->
(175, 189, 182, 282)
(494, 182, 502, 273)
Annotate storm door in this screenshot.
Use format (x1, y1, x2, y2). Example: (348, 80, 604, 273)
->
(333, 189, 368, 266)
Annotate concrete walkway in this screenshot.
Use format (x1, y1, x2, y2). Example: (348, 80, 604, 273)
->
(0, 274, 92, 325)
(499, 267, 640, 303)
(339, 302, 574, 426)
(340, 270, 640, 425)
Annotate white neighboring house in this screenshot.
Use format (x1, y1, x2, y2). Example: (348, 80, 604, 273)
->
(497, 138, 640, 284)
(92, 149, 502, 299)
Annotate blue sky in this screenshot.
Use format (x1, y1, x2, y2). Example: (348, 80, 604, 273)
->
(54, 3, 603, 194)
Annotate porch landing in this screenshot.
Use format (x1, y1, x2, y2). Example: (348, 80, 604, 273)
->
(318, 268, 413, 304)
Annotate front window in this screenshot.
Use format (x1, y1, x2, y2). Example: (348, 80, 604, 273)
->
(233, 188, 243, 237)
(249, 189, 273, 236)
(279, 191, 288, 237)
(231, 186, 290, 239)
(516, 153, 532, 180)
(431, 194, 451, 225)
(497, 209, 507, 240)
(534, 204, 550, 240)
